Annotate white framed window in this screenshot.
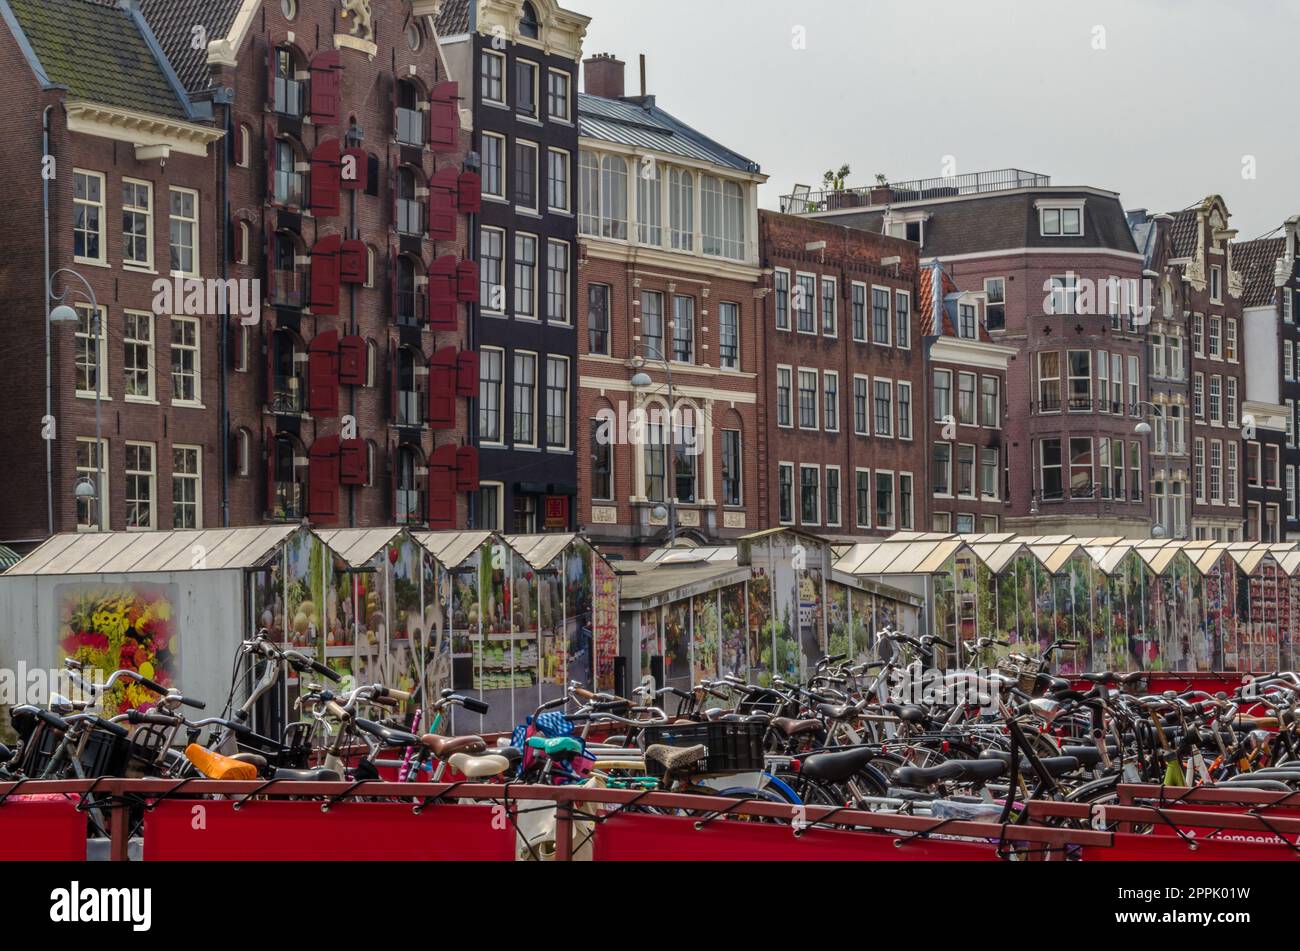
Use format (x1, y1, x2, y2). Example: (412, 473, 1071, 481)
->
(794, 273, 816, 334)
(172, 445, 202, 529)
(721, 429, 742, 507)
(515, 59, 539, 118)
(74, 170, 106, 264)
(545, 239, 570, 325)
(898, 473, 915, 530)
(75, 437, 109, 531)
(984, 278, 1005, 330)
(480, 226, 506, 313)
(671, 295, 695, 364)
(776, 366, 793, 428)
(547, 68, 571, 122)
(774, 269, 791, 331)
(1210, 265, 1222, 303)
(851, 282, 867, 342)
(895, 289, 911, 349)
(669, 167, 694, 251)
(545, 355, 570, 450)
(1286, 341, 1294, 381)
(591, 418, 614, 502)
(797, 368, 819, 430)
(1226, 378, 1238, 427)
(855, 469, 872, 529)
(979, 375, 1000, 428)
(1208, 315, 1222, 359)
(637, 160, 662, 246)
(1048, 274, 1078, 315)
(1226, 318, 1238, 362)
(1040, 203, 1083, 236)
(874, 378, 893, 437)
(170, 316, 201, 405)
(481, 51, 506, 105)
(1193, 313, 1205, 357)
(512, 350, 538, 447)
(169, 187, 199, 277)
(122, 179, 153, 269)
(479, 483, 505, 532)
(778, 462, 795, 524)
(479, 346, 505, 445)
(871, 286, 891, 345)
(1210, 439, 1223, 504)
(980, 447, 999, 500)
(701, 175, 745, 261)
(959, 370, 979, 423)
(123, 311, 154, 401)
(514, 233, 538, 318)
(799, 465, 821, 526)
(719, 302, 740, 371)
(824, 465, 841, 528)
(933, 442, 952, 497)
(1227, 442, 1238, 505)
(823, 370, 839, 432)
(853, 375, 870, 436)
(1194, 438, 1206, 503)
(821, 277, 837, 336)
(547, 148, 570, 213)
(957, 301, 978, 339)
(896, 381, 913, 440)
(874, 470, 895, 530)
(957, 444, 978, 499)
(514, 140, 539, 213)
(75, 303, 108, 398)
(481, 132, 507, 199)
(125, 441, 156, 530)
(578, 151, 628, 240)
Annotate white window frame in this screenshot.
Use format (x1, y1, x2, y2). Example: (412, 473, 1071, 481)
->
(546, 147, 571, 214)
(514, 139, 540, 214)
(797, 367, 820, 431)
(121, 178, 154, 270)
(874, 469, 896, 531)
(123, 310, 155, 402)
(871, 285, 892, 347)
(512, 349, 539, 448)
(546, 68, 572, 122)
(895, 289, 912, 349)
(824, 464, 842, 528)
(75, 303, 108, 399)
(74, 169, 107, 266)
(821, 276, 838, 337)
(482, 132, 507, 200)
(75, 437, 109, 531)
(873, 376, 894, 438)
(776, 365, 793, 429)
(822, 369, 839, 433)
(479, 346, 506, 446)
(545, 238, 571, 325)
(170, 316, 202, 407)
(896, 381, 913, 440)
(1038, 201, 1085, 237)
(798, 464, 821, 527)
(480, 226, 506, 314)
(855, 468, 872, 530)
(898, 472, 915, 530)
(125, 441, 157, 531)
(778, 462, 795, 525)
(168, 186, 200, 278)
(171, 444, 203, 530)
(481, 50, 506, 105)
(544, 354, 570, 450)
(513, 231, 539, 320)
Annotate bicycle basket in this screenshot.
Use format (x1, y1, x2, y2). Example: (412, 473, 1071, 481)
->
(997, 664, 1041, 694)
(77, 726, 129, 779)
(638, 720, 766, 777)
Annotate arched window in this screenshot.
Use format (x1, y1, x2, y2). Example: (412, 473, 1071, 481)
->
(237, 123, 252, 167)
(669, 168, 694, 250)
(395, 445, 426, 525)
(396, 166, 424, 235)
(580, 154, 628, 240)
(272, 46, 304, 117)
(365, 439, 377, 487)
(235, 219, 251, 264)
(519, 1, 540, 39)
(395, 80, 424, 146)
(365, 245, 377, 288)
(235, 427, 252, 477)
(365, 338, 378, 386)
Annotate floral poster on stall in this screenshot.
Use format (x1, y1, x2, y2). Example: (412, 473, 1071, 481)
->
(592, 554, 618, 692)
(56, 583, 179, 716)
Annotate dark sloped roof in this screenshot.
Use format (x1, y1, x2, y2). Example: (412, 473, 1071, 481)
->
(435, 0, 471, 35)
(7, 0, 189, 119)
(825, 190, 1137, 258)
(1233, 237, 1285, 308)
(139, 0, 243, 94)
(579, 92, 760, 173)
(1167, 208, 1199, 258)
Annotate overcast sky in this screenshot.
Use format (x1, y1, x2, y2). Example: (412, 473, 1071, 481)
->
(575, 0, 1300, 241)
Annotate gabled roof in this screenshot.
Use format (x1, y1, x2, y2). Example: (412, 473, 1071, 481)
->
(579, 92, 761, 174)
(1233, 237, 1285, 308)
(435, 0, 472, 35)
(4, 0, 192, 120)
(1167, 208, 1199, 259)
(5, 527, 303, 575)
(138, 0, 244, 94)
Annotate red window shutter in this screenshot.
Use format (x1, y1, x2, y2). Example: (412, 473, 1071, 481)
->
(428, 347, 458, 431)
(428, 81, 459, 153)
(428, 167, 458, 241)
(340, 239, 366, 284)
(306, 329, 340, 417)
(308, 435, 342, 525)
(456, 260, 479, 303)
(456, 171, 482, 213)
(456, 446, 480, 492)
(309, 235, 342, 316)
(341, 146, 368, 191)
(456, 350, 478, 397)
(338, 334, 366, 386)
(428, 444, 459, 529)
(264, 117, 277, 201)
(308, 50, 341, 125)
(309, 138, 342, 217)
(428, 255, 459, 331)
(340, 438, 368, 486)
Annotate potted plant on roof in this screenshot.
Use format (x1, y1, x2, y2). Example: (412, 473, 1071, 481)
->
(821, 164, 854, 210)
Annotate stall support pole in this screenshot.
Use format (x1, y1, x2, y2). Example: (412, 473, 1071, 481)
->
(109, 801, 130, 862)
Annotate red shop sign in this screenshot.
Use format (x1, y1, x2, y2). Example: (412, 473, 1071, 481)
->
(544, 496, 570, 530)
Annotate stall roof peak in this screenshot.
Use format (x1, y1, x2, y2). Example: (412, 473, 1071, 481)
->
(5, 526, 306, 575)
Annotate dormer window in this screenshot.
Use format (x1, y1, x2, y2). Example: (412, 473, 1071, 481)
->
(885, 213, 926, 247)
(519, 1, 540, 39)
(958, 301, 977, 339)
(1039, 201, 1084, 237)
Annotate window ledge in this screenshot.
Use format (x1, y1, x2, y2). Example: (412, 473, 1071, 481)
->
(173, 401, 206, 410)
(122, 265, 158, 276)
(125, 396, 159, 406)
(76, 393, 113, 402)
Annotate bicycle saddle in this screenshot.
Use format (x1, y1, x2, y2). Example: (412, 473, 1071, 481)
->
(353, 718, 420, 748)
(645, 743, 708, 774)
(448, 752, 511, 779)
(230, 752, 269, 772)
(799, 745, 880, 785)
(977, 751, 1081, 776)
(272, 767, 341, 782)
(421, 734, 487, 758)
(771, 717, 822, 737)
(891, 759, 1007, 789)
(526, 735, 584, 757)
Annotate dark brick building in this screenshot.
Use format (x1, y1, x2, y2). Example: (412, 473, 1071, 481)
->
(574, 56, 765, 557)
(0, 0, 225, 546)
(794, 170, 1154, 537)
(759, 212, 926, 537)
(435, 0, 589, 533)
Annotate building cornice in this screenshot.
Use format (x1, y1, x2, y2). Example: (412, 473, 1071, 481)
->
(65, 100, 224, 157)
(929, 336, 1018, 370)
(584, 240, 762, 283)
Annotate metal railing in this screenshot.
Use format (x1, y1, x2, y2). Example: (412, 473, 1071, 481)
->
(782, 168, 1051, 214)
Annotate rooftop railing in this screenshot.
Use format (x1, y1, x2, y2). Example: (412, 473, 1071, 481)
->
(781, 168, 1052, 214)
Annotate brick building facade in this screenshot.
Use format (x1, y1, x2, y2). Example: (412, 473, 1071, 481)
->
(574, 55, 765, 558)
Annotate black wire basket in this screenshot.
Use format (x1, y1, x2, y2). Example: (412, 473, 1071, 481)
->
(639, 720, 766, 776)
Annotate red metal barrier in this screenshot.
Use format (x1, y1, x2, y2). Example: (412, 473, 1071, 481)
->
(1085, 833, 1299, 861)
(591, 813, 1002, 861)
(0, 798, 87, 861)
(142, 800, 515, 861)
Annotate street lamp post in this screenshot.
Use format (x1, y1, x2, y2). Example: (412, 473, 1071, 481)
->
(1134, 399, 1171, 540)
(49, 268, 103, 532)
(629, 343, 677, 547)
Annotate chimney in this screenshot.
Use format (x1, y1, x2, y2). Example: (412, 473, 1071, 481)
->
(584, 53, 626, 99)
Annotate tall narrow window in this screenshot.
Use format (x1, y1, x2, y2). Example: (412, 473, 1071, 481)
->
(778, 463, 794, 523)
(721, 430, 742, 506)
(875, 472, 895, 529)
(933, 369, 952, 421)
(984, 278, 1005, 330)
(642, 291, 665, 358)
(513, 352, 537, 446)
(515, 60, 538, 117)
(776, 367, 792, 428)
(825, 468, 841, 527)
(76, 438, 108, 531)
(123, 312, 154, 401)
(545, 356, 569, 449)
(514, 234, 537, 318)
(872, 287, 890, 344)
(719, 302, 739, 370)
(74, 171, 106, 264)
(637, 163, 662, 246)
(795, 274, 816, 333)
(587, 284, 611, 355)
(800, 466, 820, 525)
(896, 382, 912, 439)
(821, 278, 837, 336)
(672, 296, 694, 363)
(899, 474, 914, 530)
(669, 168, 694, 251)
(774, 270, 790, 330)
(125, 442, 156, 530)
(895, 290, 911, 348)
(171, 317, 201, 405)
(482, 133, 505, 199)
(798, 370, 818, 429)
(479, 348, 504, 443)
(122, 180, 153, 269)
(169, 188, 199, 276)
(481, 52, 504, 104)
(852, 283, 867, 341)
(1040, 439, 1063, 500)
(514, 142, 538, 212)
(874, 379, 893, 436)
(823, 372, 839, 431)
(1038, 352, 1061, 412)
(546, 240, 570, 324)
(547, 69, 571, 121)
(590, 420, 613, 501)
(172, 446, 202, 529)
